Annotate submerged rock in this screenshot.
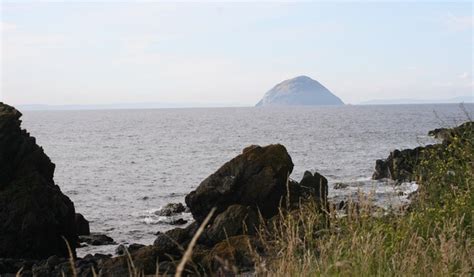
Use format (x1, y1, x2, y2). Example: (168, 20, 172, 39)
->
(169, 218, 188, 225)
(155, 202, 186, 217)
(185, 144, 294, 222)
(333, 182, 349, 189)
(0, 103, 78, 259)
(79, 233, 115, 246)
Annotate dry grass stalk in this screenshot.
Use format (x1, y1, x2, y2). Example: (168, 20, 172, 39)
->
(62, 236, 78, 277)
(175, 207, 216, 277)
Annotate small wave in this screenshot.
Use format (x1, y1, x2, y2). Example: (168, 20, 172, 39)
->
(355, 176, 372, 182)
(136, 206, 192, 226)
(398, 182, 419, 195)
(143, 216, 169, 225)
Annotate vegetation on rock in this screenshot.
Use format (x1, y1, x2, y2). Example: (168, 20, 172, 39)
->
(255, 121, 473, 276)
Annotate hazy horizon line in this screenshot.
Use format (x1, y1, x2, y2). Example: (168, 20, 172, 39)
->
(10, 99, 473, 112)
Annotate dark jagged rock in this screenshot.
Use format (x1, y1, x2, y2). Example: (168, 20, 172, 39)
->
(204, 235, 262, 275)
(0, 254, 109, 277)
(185, 144, 294, 222)
(75, 213, 90, 236)
(428, 127, 452, 141)
(0, 258, 37, 276)
(115, 243, 145, 256)
(79, 233, 115, 246)
(153, 227, 189, 254)
(295, 171, 328, 204)
(99, 246, 173, 277)
(373, 121, 473, 182)
(0, 103, 77, 259)
(372, 146, 431, 181)
(203, 205, 259, 246)
(155, 202, 186, 217)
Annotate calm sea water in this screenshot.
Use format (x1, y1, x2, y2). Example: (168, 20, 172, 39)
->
(21, 104, 473, 256)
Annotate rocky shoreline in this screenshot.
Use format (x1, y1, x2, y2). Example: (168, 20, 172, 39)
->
(0, 102, 471, 276)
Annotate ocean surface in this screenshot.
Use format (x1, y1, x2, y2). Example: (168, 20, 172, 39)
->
(21, 104, 473, 256)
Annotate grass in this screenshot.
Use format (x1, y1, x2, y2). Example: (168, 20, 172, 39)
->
(254, 121, 473, 276)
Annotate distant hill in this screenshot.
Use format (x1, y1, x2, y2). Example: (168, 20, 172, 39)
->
(360, 95, 473, 105)
(256, 76, 344, 107)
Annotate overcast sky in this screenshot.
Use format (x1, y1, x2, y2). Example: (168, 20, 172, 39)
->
(1, 1, 472, 106)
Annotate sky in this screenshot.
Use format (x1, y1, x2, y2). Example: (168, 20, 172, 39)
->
(0, 1, 472, 106)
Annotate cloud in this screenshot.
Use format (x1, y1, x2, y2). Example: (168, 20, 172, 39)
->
(458, 72, 469, 79)
(0, 22, 17, 33)
(445, 13, 473, 31)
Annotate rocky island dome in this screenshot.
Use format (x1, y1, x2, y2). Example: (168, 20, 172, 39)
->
(256, 75, 344, 107)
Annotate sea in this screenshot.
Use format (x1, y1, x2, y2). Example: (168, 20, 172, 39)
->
(20, 103, 473, 257)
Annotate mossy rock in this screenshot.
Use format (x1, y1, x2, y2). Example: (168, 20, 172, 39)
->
(204, 235, 261, 274)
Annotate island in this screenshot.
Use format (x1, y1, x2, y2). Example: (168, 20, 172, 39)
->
(255, 75, 344, 107)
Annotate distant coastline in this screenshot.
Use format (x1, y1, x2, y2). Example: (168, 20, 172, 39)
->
(16, 101, 473, 111)
(359, 95, 473, 105)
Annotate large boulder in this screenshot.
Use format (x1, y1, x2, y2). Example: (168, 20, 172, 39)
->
(0, 103, 77, 259)
(203, 205, 259, 245)
(185, 144, 294, 222)
(203, 235, 261, 274)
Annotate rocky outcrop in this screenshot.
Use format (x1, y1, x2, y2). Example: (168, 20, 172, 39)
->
(202, 205, 259, 245)
(372, 146, 433, 181)
(0, 103, 77, 259)
(428, 121, 473, 143)
(373, 121, 473, 182)
(290, 171, 328, 207)
(185, 144, 294, 222)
